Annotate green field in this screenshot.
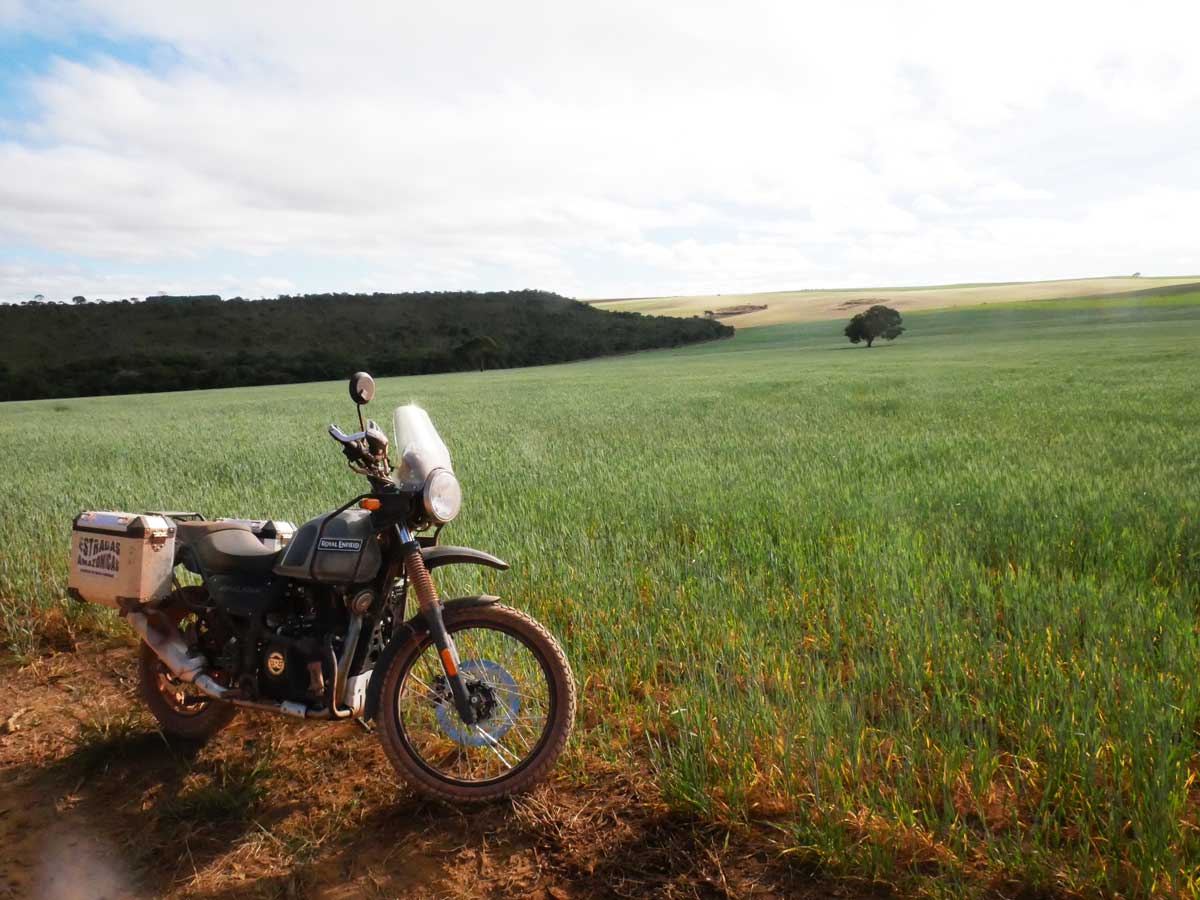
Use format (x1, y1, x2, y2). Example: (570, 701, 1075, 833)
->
(3, 292, 1199, 896)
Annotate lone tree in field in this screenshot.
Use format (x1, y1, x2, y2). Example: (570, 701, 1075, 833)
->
(844, 305, 904, 348)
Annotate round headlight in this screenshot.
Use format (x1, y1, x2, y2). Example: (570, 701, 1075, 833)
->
(423, 468, 462, 523)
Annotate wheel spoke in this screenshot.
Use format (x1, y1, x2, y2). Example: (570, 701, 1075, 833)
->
(474, 726, 518, 769)
(155, 662, 210, 716)
(403, 674, 446, 706)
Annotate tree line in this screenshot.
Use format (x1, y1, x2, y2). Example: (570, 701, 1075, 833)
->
(0, 291, 732, 401)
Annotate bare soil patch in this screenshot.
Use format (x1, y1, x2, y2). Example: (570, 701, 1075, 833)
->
(703, 305, 768, 319)
(0, 642, 867, 899)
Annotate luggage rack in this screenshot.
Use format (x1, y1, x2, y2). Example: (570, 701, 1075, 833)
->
(145, 512, 297, 554)
(144, 510, 206, 521)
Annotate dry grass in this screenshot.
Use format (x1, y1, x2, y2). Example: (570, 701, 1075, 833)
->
(588, 275, 1200, 326)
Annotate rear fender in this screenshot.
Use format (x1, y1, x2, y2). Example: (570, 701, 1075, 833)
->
(362, 594, 500, 721)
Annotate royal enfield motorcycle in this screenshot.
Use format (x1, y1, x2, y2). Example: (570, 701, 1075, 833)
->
(75, 373, 574, 800)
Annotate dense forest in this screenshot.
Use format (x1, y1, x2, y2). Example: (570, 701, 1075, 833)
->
(0, 291, 732, 401)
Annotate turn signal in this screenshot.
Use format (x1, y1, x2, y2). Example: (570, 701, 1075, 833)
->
(360, 498, 381, 511)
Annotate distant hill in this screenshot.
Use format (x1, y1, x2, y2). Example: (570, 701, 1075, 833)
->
(0, 291, 731, 401)
(589, 275, 1200, 327)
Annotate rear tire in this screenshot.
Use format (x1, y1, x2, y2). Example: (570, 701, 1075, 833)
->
(138, 598, 237, 741)
(378, 604, 575, 801)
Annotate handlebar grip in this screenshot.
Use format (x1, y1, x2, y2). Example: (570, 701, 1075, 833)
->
(329, 424, 357, 443)
(329, 424, 369, 463)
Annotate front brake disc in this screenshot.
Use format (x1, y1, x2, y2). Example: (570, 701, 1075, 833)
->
(434, 659, 520, 747)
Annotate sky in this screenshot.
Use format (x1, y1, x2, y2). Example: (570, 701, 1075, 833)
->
(1, 0, 1198, 302)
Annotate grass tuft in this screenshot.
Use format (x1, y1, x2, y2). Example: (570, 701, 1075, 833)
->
(162, 756, 273, 825)
(66, 709, 161, 775)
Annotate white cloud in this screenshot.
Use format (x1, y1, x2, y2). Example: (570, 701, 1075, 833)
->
(1, 0, 1198, 300)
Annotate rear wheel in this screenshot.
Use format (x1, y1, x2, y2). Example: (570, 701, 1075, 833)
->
(378, 604, 575, 801)
(138, 593, 237, 741)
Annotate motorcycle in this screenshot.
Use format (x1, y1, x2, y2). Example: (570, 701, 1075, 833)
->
(85, 373, 575, 800)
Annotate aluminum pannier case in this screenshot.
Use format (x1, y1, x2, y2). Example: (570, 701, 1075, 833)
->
(68, 511, 176, 609)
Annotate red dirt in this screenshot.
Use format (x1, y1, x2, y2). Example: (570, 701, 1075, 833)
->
(0, 641, 871, 899)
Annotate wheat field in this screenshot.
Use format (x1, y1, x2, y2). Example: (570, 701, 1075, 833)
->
(2, 291, 1198, 896)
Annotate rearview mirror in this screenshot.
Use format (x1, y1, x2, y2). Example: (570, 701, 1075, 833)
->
(349, 371, 375, 405)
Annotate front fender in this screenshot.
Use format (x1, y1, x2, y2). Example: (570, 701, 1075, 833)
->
(363, 594, 500, 721)
(421, 545, 509, 572)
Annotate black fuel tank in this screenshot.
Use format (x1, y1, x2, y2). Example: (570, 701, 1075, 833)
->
(272, 508, 382, 584)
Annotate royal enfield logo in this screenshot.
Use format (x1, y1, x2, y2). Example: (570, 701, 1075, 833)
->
(265, 650, 286, 677)
(76, 537, 121, 577)
(318, 537, 362, 553)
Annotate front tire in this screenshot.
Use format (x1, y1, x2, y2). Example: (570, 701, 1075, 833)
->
(378, 604, 575, 801)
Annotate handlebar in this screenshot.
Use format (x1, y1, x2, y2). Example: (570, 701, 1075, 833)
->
(329, 423, 370, 463)
(329, 423, 366, 444)
(329, 422, 392, 477)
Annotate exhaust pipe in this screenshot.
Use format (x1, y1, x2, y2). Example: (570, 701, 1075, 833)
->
(125, 609, 307, 718)
(125, 609, 234, 701)
(126, 610, 356, 721)
(326, 613, 364, 719)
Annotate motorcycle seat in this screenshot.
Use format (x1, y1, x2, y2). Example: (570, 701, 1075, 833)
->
(175, 521, 278, 577)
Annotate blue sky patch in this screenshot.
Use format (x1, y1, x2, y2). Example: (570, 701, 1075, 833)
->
(0, 29, 170, 128)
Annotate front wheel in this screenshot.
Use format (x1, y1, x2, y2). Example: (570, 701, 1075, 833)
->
(377, 604, 575, 801)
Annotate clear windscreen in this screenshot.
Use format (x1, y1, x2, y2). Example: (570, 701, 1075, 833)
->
(392, 405, 453, 487)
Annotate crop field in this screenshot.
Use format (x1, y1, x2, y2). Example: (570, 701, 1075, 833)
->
(589, 274, 1200, 327)
(2, 290, 1199, 896)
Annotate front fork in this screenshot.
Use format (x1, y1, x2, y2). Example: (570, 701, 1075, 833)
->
(397, 526, 478, 725)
